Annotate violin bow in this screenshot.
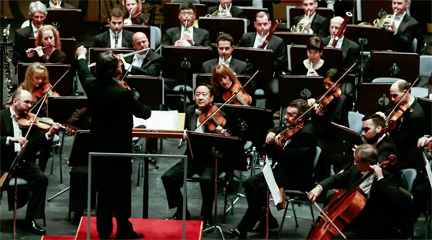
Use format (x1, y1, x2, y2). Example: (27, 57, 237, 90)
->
(30, 68, 70, 112)
(384, 76, 419, 123)
(195, 69, 260, 130)
(309, 197, 347, 239)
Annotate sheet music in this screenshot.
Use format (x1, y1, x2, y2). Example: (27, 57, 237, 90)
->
(424, 153, 432, 189)
(262, 161, 282, 205)
(133, 110, 179, 130)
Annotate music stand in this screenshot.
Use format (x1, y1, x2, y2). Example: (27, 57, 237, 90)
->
(344, 25, 396, 51)
(275, 32, 313, 45)
(232, 47, 273, 90)
(17, 63, 74, 96)
(197, 17, 247, 44)
(163, 3, 208, 30)
(44, 9, 83, 40)
(278, 75, 324, 108)
(47, 96, 88, 124)
(417, 97, 432, 134)
(238, 6, 268, 32)
(25, 37, 77, 65)
(331, 122, 364, 172)
(358, 1, 392, 23)
(357, 82, 395, 116)
(125, 75, 164, 109)
(186, 131, 248, 238)
(289, 45, 343, 72)
(369, 50, 419, 83)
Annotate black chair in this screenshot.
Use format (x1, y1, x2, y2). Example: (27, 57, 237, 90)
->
(278, 146, 321, 236)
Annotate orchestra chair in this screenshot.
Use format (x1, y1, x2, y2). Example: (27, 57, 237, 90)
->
(163, 3, 208, 30)
(400, 168, 417, 193)
(347, 111, 364, 134)
(371, 77, 398, 83)
(369, 51, 419, 84)
(278, 146, 321, 236)
(150, 26, 162, 50)
(44, 8, 83, 40)
(420, 55, 432, 80)
(17, 63, 74, 96)
(49, 134, 63, 183)
(238, 6, 268, 32)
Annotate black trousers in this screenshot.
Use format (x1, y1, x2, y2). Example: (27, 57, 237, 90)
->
(161, 158, 215, 220)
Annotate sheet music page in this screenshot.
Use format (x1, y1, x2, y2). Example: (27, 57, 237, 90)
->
(146, 110, 179, 130)
(424, 154, 432, 189)
(133, 115, 147, 128)
(262, 161, 282, 205)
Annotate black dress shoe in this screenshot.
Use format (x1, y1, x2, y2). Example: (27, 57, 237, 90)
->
(227, 228, 247, 239)
(116, 231, 144, 239)
(165, 210, 191, 220)
(24, 220, 46, 235)
(250, 220, 279, 233)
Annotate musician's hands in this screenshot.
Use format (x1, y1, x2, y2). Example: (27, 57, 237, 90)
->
(47, 122, 61, 138)
(384, 18, 396, 32)
(174, 40, 184, 46)
(307, 98, 316, 107)
(307, 68, 319, 76)
(216, 126, 229, 136)
(117, 54, 126, 64)
(182, 32, 194, 46)
(35, 46, 44, 57)
(76, 45, 87, 57)
(370, 164, 384, 179)
(299, 18, 311, 32)
(10, 136, 28, 147)
(265, 132, 276, 144)
(418, 136, 432, 148)
(307, 185, 323, 203)
(26, 48, 35, 58)
(274, 134, 283, 146)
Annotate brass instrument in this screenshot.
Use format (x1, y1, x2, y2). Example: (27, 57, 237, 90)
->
(373, 9, 397, 30)
(291, 10, 310, 33)
(3, 24, 13, 100)
(49, 0, 62, 9)
(205, 8, 229, 18)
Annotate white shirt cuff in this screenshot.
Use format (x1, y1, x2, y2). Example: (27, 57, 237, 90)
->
(78, 54, 86, 60)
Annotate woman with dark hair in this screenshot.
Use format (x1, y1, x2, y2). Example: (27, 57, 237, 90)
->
(26, 25, 66, 63)
(291, 35, 330, 76)
(210, 64, 252, 105)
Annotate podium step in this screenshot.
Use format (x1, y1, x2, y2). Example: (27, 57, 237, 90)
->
(42, 236, 75, 240)
(76, 217, 203, 239)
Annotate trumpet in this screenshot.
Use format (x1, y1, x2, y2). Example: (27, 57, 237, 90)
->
(373, 9, 397, 30)
(26, 45, 55, 53)
(88, 48, 150, 68)
(291, 10, 310, 33)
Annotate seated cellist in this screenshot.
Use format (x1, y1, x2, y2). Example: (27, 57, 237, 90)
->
(307, 143, 400, 239)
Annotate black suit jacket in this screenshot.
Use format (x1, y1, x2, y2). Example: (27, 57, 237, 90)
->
(13, 26, 34, 66)
(322, 36, 360, 70)
(207, 5, 244, 18)
(162, 27, 211, 47)
(0, 109, 50, 171)
(389, 99, 426, 171)
(93, 30, 134, 48)
(320, 167, 400, 238)
(124, 49, 164, 77)
(395, 14, 421, 52)
(376, 134, 399, 173)
(201, 58, 248, 75)
(294, 13, 330, 38)
(44, 1, 74, 8)
(238, 32, 288, 73)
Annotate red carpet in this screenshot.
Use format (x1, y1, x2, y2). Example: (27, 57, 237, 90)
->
(75, 217, 203, 240)
(41, 236, 75, 240)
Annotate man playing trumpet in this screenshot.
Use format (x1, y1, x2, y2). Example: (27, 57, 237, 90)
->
(206, 0, 244, 18)
(292, 0, 329, 37)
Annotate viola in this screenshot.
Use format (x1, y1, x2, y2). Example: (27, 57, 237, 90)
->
(33, 82, 60, 102)
(222, 82, 252, 106)
(316, 87, 342, 116)
(306, 155, 397, 240)
(18, 112, 74, 135)
(380, 103, 410, 134)
(198, 105, 227, 133)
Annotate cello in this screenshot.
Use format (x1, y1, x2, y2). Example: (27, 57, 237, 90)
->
(306, 154, 397, 239)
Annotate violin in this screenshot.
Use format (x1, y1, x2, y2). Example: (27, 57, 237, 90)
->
(33, 82, 60, 103)
(119, 79, 132, 91)
(222, 82, 252, 106)
(18, 112, 74, 135)
(276, 122, 304, 148)
(306, 155, 397, 240)
(316, 87, 342, 116)
(380, 103, 410, 134)
(198, 105, 227, 133)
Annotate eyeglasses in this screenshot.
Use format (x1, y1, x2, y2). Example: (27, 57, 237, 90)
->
(180, 11, 194, 16)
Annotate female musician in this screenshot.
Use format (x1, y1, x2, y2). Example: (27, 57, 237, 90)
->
(19, 62, 59, 112)
(123, 0, 149, 26)
(307, 144, 400, 239)
(26, 25, 66, 64)
(291, 35, 330, 76)
(210, 64, 252, 105)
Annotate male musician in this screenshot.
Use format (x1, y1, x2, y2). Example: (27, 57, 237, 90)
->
(93, 7, 134, 48)
(118, 31, 164, 77)
(13, 1, 47, 66)
(307, 144, 400, 239)
(161, 84, 229, 227)
(238, 11, 287, 75)
(0, 89, 61, 235)
(229, 99, 317, 238)
(378, 79, 427, 221)
(384, 0, 421, 52)
(322, 16, 360, 71)
(162, 2, 211, 47)
(76, 46, 151, 239)
(207, 0, 244, 18)
(292, 0, 329, 38)
(201, 33, 248, 75)
(44, 0, 74, 9)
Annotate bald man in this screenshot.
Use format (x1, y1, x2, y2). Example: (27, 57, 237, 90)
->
(322, 16, 360, 71)
(118, 32, 164, 77)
